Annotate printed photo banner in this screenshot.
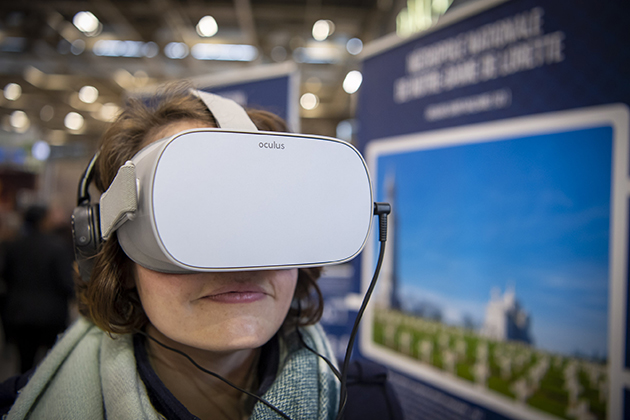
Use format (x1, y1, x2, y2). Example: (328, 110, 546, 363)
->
(362, 105, 628, 420)
(356, 0, 630, 419)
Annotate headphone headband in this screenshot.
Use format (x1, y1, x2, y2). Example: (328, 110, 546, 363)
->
(77, 151, 100, 206)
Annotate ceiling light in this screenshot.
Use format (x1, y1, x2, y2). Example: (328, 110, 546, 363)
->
(78, 86, 99, 104)
(191, 43, 258, 61)
(73, 11, 100, 36)
(346, 38, 363, 55)
(142, 42, 159, 58)
(336, 120, 355, 142)
(196, 16, 218, 37)
(312, 19, 335, 41)
(32, 141, 51, 161)
(93, 40, 157, 58)
(64, 112, 84, 131)
(165, 42, 189, 59)
(3, 83, 22, 101)
(300, 93, 319, 110)
(10, 110, 29, 132)
(343, 70, 363, 94)
(292, 46, 342, 64)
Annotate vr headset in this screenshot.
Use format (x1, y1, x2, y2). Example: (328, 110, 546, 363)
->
(72, 90, 374, 280)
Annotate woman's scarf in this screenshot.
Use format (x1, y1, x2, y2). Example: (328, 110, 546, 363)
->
(7, 317, 340, 420)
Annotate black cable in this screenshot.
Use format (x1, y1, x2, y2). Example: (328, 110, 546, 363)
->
(335, 202, 390, 420)
(137, 331, 292, 420)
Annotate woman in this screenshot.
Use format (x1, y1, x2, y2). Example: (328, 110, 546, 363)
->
(3, 86, 339, 420)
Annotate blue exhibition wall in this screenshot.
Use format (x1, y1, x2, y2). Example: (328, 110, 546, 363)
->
(357, 0, 629, 148)
(356, 1, 630, 419)
(205, 76, 291, 125)
(131, 62, 298, 132)
(190, 62, 300, 132)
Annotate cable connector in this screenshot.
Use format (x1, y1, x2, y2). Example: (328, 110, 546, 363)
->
(373, 202, 391, 242)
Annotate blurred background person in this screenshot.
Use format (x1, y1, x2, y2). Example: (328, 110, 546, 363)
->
(0, 204, 74, 374)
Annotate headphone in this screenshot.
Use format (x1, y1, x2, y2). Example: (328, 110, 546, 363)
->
(71, 152, 102, 282)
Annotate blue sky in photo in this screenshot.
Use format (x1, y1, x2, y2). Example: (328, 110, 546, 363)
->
(374, 125, 613, 357)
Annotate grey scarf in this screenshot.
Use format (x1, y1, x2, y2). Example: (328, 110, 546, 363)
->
(7, 317, 339, 420)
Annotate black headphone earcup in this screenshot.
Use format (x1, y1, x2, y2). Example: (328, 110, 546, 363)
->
(72, 203, 101, 282)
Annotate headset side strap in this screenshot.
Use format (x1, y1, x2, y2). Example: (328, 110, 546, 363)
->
(192, 90, 258, 131)
(100, 161, 138, 240)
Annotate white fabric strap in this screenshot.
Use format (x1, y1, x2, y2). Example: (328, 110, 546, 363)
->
(192, 89, 258, 131)
(100, 161, 138, 240)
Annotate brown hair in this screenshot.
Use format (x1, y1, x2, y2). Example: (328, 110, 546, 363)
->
(76, 84, 323, 334)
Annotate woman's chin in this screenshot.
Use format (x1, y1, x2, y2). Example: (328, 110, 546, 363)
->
(177, 324, 275, 353)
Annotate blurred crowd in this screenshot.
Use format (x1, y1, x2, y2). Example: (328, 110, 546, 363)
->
(0, 204, 75, 378)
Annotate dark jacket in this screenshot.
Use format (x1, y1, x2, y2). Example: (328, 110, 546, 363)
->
(346, 359, 404, 420)
(1, 229, 74, 329)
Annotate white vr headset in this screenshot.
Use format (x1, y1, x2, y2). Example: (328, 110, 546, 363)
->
(93, 90, 374, 273)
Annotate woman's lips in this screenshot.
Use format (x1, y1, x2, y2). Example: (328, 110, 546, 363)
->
(201, 284, 267, 304)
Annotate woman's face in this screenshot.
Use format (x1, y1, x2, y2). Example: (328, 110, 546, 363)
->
(135, 266, 298, 352)
(133, 119, 298, 353)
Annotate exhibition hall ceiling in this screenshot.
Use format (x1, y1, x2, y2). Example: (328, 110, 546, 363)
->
(0, 0, 461, 150)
